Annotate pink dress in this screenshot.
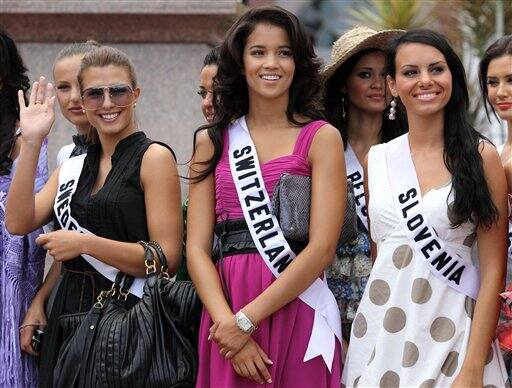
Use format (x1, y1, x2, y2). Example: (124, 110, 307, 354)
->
(196, 120, 342, 388)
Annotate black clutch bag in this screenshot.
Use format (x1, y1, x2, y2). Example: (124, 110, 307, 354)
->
(53, 242, 202, 388)
(270, 174, 358, 244)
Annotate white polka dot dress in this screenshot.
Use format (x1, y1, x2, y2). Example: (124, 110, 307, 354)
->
(342, 144, 509, 387)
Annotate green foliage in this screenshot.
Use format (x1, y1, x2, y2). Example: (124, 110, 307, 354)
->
(348, 0, 438, 30)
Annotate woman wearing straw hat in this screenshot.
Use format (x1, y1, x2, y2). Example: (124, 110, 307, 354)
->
(323, 26, 404, 342)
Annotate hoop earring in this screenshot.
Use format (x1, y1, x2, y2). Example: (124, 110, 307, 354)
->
(388, 98, 397, 120)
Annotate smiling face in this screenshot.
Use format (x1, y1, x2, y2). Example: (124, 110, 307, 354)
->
(242, 23, 295, 104)
(388, 43, 452, 119)
(346, 50, 387, 115)
(80, 64, 140, 138)
(199, 64, 217, 122)
(54, 54, 90, 132)
(486, 54, 512, 123)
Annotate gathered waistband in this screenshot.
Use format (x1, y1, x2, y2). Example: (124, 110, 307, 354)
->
(214, 219, 306, 260)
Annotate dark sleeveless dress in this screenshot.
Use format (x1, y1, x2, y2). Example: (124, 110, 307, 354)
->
(39, 131, 171, 387)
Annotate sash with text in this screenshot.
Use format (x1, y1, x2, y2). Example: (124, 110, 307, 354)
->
(345, 143, 368, 231)
(228, 116, 342, 371)
(385, 134, 479, 299)
(54, 154, 145, 298)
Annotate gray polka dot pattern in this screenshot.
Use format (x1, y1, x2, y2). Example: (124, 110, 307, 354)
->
(369, 279, 391, 305)
(464, 297, 475, 319)
(379, 371, 400, 388)
(411, 278, 432, 304)
(392, 245, 413, 269)
(419, 379, 436, 388)
(402, 341, 419, 367)
(383, 307, 406, 333)
(353, 313, 367, 338)
(441, 351, 459, 377)
(430, 317, 456, 342)
(341, 145, 508, 387)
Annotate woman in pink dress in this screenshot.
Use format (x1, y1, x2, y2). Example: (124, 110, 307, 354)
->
(187, 5, 344, 387)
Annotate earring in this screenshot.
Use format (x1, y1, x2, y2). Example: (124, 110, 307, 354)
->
(82, 109, 85, 113)
(341, 94, 348, 121)
(134, 103, 137, 108)
(388, 98, 397, 120)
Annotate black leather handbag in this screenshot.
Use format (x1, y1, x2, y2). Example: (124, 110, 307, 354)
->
(53, 242, 202, 388)
(271, 174, 358, 244)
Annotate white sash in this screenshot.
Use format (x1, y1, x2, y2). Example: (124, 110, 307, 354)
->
(385, 134, 480, 299)
(228, 116, 341, 371)
(54, 154, 144, 298)
(345, 143, 368, 231)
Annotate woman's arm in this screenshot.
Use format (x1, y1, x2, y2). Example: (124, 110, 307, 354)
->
(6, 78, 58, 235)
(20, 261, 61, 355)
(242, 124, 345, 323)
(211, 124, 346, 358)
(453, 143, 507, 386)
(36, 144, 183, 278)
(186, 130, 233, 322)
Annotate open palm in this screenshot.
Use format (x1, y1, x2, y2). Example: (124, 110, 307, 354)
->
(18, 76, 56, 141)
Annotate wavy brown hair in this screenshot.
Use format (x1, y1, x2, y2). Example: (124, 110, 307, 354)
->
(190, 5, 323, 182)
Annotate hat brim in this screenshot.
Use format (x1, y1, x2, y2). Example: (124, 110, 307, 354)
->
(322, 29, 404, 81)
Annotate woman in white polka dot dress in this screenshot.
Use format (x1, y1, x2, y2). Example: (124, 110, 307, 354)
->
(342, 30, 510, 387)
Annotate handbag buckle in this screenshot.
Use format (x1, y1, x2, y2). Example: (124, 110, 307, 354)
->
(93, 290, 109, 308)
(117, 287, 129, 301)
(160, 265, 170, 279)
(145, 259, 157, 275)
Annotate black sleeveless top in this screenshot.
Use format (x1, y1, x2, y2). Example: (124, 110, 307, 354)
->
(40, 131, 173, 388)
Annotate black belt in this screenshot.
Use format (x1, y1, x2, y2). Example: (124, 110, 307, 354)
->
(213, 218, 306, 260)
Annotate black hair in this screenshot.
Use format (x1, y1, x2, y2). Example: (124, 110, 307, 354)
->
(190, 5, 323, 182)
(324, 48, 405, 149)
(386, 29, 498, 229)
(203, 46, 219, 67)
(479, 34, 512, 121)
(0, 26, 30, 175)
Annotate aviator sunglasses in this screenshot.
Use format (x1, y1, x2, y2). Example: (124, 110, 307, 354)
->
(81, 84, 135, 110)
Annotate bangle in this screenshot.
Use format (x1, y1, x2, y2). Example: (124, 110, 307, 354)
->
(19, 323, 45, 331)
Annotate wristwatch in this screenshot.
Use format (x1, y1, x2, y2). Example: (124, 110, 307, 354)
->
(235, 310, 257, 334)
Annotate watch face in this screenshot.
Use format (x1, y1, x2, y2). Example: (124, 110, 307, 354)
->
(241, 320, 251, 332)
(236, 313, 253, 333)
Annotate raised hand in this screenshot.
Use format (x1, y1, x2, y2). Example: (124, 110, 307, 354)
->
(18, 76, 56, 143)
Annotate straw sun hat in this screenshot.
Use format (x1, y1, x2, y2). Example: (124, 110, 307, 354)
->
(322, 26, 404, 80)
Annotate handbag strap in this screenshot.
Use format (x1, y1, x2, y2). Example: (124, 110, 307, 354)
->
(148, 240, 171, 278)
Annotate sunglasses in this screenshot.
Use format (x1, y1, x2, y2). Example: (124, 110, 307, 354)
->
(81, 84, 135, 110)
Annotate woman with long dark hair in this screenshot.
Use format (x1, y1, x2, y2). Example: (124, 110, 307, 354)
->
(343, 29, 508, 386)
(187, 6, 344, 387)
(6, 46, 182, 387)
(0, 26, 48, 388)
(479, 33, 512, 378)
(322, 26, 403, 342)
